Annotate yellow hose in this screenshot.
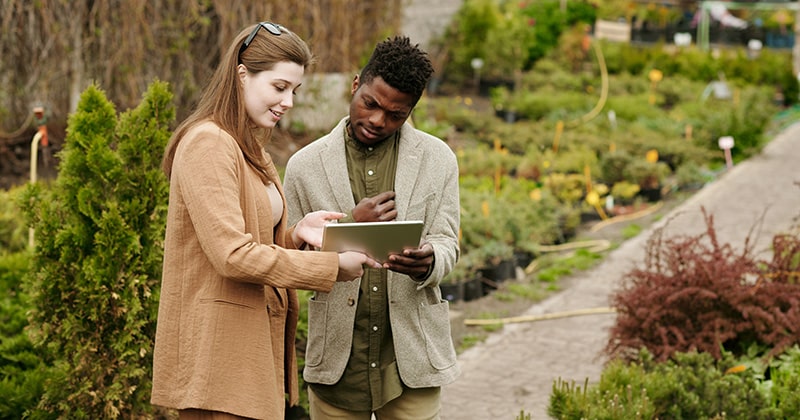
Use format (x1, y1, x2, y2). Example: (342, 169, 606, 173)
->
(464, 306, 616, 326)
(589, 201, 664, 233)
(566, 38, 609, 128)
(537, 239, 611, 254)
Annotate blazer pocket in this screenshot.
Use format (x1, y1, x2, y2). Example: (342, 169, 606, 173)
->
(304, 298, 328, 367)
(419, 300, 458, 370)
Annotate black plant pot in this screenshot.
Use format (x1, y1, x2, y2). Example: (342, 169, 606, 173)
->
(639, 186, 662, 202)
(514, 251, 535, 270)
(479, 258, 516, 294)
(481, 258, 516, 282)
(440, 281, 464, 303)
(463, 276, 485, 301)
(580, 211, 603, 223)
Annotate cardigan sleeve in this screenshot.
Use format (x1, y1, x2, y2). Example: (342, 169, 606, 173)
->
(172, 125, 338, 292)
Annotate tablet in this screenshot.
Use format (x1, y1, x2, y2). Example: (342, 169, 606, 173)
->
(321, 220, 424, 262)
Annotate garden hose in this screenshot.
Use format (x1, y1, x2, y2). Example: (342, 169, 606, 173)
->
(524, 239, 611, 274)
(0, 112, 34, 139)
(464, 306, 616, 326)
(536, 239, 612, 254)
(589, 201, 664, 233)
(565, 37, 609, 128)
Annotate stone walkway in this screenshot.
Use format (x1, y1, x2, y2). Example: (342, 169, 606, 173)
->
(440, 122, 800, 419)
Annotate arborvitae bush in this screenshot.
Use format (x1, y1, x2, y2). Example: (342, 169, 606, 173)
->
(20, 81, 173, 418)
(606, 208, 800, 363)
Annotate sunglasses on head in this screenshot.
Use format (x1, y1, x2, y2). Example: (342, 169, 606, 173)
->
(238, 22, 286, 58)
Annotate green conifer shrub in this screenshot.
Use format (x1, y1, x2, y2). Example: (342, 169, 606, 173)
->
(19, 81, 173, 418)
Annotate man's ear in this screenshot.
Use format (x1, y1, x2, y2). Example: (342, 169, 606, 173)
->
(237, 64, 248, 84)
(351, 74, 360, 95)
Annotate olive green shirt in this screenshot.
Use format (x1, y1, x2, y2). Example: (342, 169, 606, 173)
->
(309, 122, 402, 411)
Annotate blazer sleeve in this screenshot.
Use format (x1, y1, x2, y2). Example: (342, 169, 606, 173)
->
(417, 141, 461, 288)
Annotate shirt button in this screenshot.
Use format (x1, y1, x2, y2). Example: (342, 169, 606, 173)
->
(372, 286, 378, 292)
(367, 170, 374, 176)
(347, 298, 355, 306)
(368, 147, 374, 151)
(371, 362, 377, 368)
(372, 325, 378, 331)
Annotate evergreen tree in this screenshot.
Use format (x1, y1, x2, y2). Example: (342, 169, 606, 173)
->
(21, 81, 173, 418)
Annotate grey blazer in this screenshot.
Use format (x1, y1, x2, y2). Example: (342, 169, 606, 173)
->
(284, 117, 461, 388)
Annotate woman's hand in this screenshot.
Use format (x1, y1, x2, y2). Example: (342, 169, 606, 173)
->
(292, 211, 345, 248)
(337, 251, 381, 282)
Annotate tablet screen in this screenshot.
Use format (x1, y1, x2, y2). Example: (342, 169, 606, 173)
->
(321, 220, 424, 262)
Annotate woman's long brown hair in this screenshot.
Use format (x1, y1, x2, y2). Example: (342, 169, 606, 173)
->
(162, 23, 314, 184)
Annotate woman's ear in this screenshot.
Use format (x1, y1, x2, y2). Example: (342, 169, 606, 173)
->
(237, 64, 248, 84)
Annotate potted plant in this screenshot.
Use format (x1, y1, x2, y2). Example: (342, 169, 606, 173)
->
(474, 239, 515, 294)
(675, 161, 713, 191)
(440, 254, 480, 303)
(624, 159, 671, 202)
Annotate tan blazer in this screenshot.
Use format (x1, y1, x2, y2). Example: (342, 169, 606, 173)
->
(151, 121, 339, 419)
(284, 118, 461, 388)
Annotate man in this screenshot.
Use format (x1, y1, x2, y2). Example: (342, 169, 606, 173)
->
(283, 36, 460, 419)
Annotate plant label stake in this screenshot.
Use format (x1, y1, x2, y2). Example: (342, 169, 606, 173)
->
(718, 136, 734, 170)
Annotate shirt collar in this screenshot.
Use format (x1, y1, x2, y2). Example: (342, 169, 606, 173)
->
(344, 119, 401, 152)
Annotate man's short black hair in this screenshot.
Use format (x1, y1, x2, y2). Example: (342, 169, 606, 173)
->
(359, 35, 434, 104)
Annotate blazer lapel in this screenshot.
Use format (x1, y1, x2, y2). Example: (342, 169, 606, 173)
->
(394, 124, 423, 220)
(321, 119, 357, 212)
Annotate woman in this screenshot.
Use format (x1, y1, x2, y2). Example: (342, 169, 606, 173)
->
(151, 22, 377, 420)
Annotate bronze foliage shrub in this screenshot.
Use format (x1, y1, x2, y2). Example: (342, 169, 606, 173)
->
(606, 208, 800, 363)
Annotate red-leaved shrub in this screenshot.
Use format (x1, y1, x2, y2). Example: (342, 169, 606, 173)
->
(606, 208, 800, 362)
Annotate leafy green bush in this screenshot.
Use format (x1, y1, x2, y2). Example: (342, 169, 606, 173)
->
(19, 81, 173, 418)
(598, 150, 633, 185)
(549, 348, 782, 419)
(0, 251, 50, 419)
(0, 187, 29, 253)
(595, 40, 798, 105)
(768, 345, 800, 413)
(491, 86, 597, 122)
(439, 0, 596, 87)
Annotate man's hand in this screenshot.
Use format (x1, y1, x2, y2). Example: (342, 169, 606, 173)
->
(352, 191, 397, 222)
(383, 242, 434, 279)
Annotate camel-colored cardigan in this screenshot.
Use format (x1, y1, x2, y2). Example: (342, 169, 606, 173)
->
(151, 121, 338, 419)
